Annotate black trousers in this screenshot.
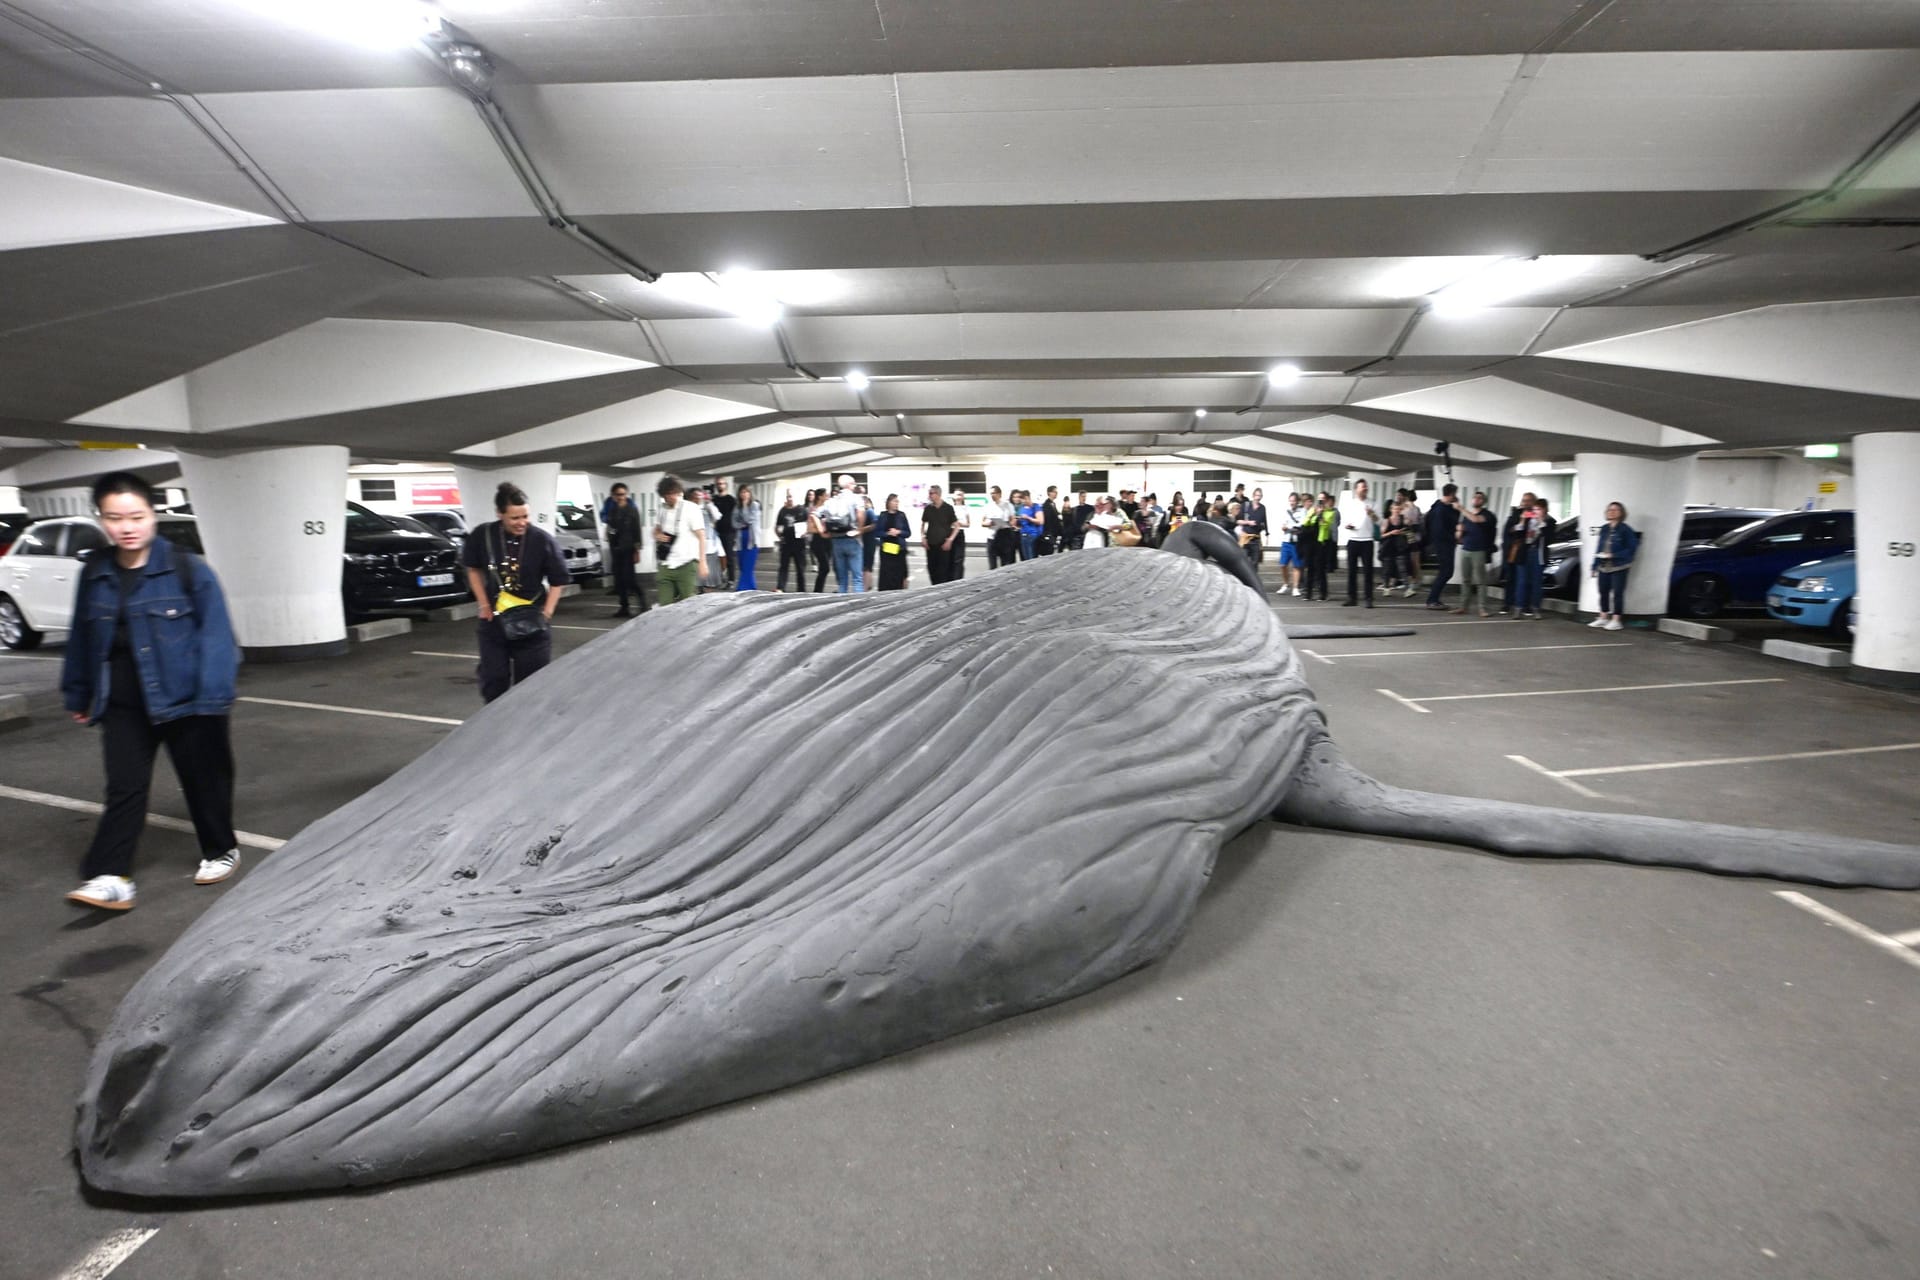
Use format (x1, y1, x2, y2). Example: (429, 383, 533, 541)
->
(1244, 537, 1263, 567)
(84, 704, 236, 879)
(778, 539, 808, 591)
(1424, 547, 1456, 606)
(1304, 541, 1332, 599)
(1345, 540, 1376, 602)
(477, 618, 552, 704)
(927, 543, 953, 585)
(949, 533, 966, 580)
(988, 529, 1019, 569)
(811, 540, 832, 592)
(610, 551, 645, 611)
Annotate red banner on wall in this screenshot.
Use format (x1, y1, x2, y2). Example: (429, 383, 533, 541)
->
(411, 481, 461, 507)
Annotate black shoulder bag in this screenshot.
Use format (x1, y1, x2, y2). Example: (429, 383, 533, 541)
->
(488, 523, 551, 642)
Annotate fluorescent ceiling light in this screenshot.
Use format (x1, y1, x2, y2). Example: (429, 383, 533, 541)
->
(1371, 256, 1501, 300)
(845, 370, 871, 392)
(1267, 364, 1302, 387)
(235, 0, 442, 49)
(1427, 257, 1598, 316)
(1515, 461, 1554, 476)
(1803, 443, 1840, 459)
(1194, 408, 1209, 418)
(646, 273, 784, 327)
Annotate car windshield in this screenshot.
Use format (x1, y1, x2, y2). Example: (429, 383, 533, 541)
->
(386, 514, 434, 535)
(1709, 516, 1776, 547)
(346, 502, 397, 535)
(557, 507, 596, 532)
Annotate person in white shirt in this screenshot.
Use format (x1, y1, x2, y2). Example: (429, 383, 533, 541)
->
(1082, 495, 1128, 548)
(651, 475, 709, 605)
(820, 474, 869, 593)
(984, 485, 1019, 569)
(1338, 479, 1381, 608)
(948, 488, 971, 580)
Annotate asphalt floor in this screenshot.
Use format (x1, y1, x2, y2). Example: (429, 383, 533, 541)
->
(2, 555, 1917, 1280)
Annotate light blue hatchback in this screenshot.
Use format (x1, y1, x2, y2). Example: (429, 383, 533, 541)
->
(1766, 551, 1856, 635)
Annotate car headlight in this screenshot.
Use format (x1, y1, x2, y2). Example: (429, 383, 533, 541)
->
(344, 552, 390, 566)
(1796, 576, 1831, 593)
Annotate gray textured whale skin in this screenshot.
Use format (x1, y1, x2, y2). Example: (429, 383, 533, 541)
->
(76, 535, 1920, 1198)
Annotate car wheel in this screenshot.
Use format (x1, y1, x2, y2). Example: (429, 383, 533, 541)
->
(1673, 573, 1729, 619)
(1828, 598, 1853, 638)
(0, 593, 44, 650)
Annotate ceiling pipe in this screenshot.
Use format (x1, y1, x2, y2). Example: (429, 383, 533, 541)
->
(423, 25, 662, 287)
(0, 1, 427, 277)
(1646, 94, 1920, 261)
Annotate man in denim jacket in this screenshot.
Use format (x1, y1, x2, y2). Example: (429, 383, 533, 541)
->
(61, 473, 241, 911)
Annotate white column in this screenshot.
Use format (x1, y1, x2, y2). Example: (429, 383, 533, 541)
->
(1850, 433, 1920, 688)
(1573, 453, 1695, 618)
(177, 445, 350, 660)
(454, 462, 560, 536)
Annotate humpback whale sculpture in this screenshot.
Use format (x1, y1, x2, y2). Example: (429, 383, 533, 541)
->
(76, 522, 1920, 1198)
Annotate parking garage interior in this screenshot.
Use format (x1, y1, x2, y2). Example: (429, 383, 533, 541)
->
(2, 2, 1919, 1277)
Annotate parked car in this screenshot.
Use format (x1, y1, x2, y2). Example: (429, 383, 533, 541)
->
(405, 508, 467, 550)
(553, 505, 603, 581)
(343, 502, 468, 618)
(1766, 551, 1856, 636)
(0, 513, 201, 649)
(1668, 509, 1854, 618)
(1543, 507, 1781, 600)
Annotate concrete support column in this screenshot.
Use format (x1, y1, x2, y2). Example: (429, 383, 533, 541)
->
(1574, 452, 1695, 619)
(177, 445, 350, 661)
(454, 462, 560, 536)
(22, 486, 94, 519)
(1850, 433, 1920, 688)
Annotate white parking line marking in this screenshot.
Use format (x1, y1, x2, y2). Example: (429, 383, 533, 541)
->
(0, 783, 284, 850)
(0, 653, 62, 661)
(1377, 689, 1431, 714)
(1557, 741, 1920, 779)
(1298, 648, 1332, 665)
(550, 624, 611, 632)
(1505, 754, 1605, 799)
(1383, 677, 1783, 711)
(1891, 928, 1920, 948)
(412, 651, 478, 660)
(1775, 892, 1920, 974)
(56, 1227, 159, 1279)
(1308, 642, 1631, 660)
(238, 696, 463, 727)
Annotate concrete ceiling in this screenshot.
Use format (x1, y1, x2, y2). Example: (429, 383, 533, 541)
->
(2, 0, 1918, 490)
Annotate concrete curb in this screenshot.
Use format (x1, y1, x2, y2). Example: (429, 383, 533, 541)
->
(1657, 618, 1735, 642)
(1762, 638, 1851, 668)
(0, 693, 27, 728)
(428, 602, 478, 622)
(348, 618, 413, 644)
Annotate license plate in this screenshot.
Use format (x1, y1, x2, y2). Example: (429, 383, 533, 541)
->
(417, 573, 453, 587)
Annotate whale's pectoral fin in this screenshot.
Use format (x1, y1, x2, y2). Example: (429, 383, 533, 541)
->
(1282, 626, 1417, 639)
(1275, 731, 1920, 890)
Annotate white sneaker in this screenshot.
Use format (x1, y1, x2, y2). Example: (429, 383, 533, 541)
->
(195, 849, 241, 885)
(67, 875, 136, 911)
(1588, 617, 1608, 628)
(1603, 618, 1624, 631)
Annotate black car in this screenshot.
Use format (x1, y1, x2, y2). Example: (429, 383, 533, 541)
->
(1543, 507, 1782, 601)
(342, 502, 467, 617)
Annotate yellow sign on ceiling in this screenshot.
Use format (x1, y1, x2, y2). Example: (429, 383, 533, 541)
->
(1018, 418, 1083, 437)
(1818, 481, 1838, 494)
(78, 441, 141, 451)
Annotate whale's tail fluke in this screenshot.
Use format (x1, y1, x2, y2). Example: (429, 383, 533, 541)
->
(1275, 730, 1920, 890)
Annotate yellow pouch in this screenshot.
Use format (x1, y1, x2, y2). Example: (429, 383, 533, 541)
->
(881, 542, 902, 555)
(494, 589, 535, 613)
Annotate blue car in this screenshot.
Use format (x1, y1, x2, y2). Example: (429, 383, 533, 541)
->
(1668, 509, 1854, 618)
(1767, 551, 1856, 635)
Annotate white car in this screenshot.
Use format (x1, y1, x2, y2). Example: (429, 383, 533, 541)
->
(0, 515, 201, 649)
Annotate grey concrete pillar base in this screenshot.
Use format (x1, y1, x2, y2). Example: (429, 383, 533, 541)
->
(1848, 664, 1920, 690)
(242, 639, 350, 663)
